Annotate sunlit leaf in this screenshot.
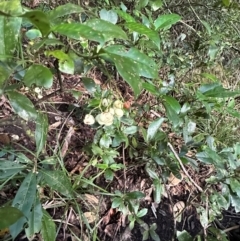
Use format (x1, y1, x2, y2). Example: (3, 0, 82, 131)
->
(147, 117, 165, 142)
(154, 14, 181, 30)
(45, 50, 74, 74)
(99, 9, 118, 24)
(21, 11, 51, 37)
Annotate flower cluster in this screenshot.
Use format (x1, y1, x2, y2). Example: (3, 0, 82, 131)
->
(83, 99, 124, 126)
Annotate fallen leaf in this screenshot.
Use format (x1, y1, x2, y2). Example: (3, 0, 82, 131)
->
(173, 201, 185, 222)
(84, 212, 97, 223)
(167, 172, 183, 186)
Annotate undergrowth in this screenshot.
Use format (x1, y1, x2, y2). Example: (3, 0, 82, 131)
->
(1, 0, 240, 241)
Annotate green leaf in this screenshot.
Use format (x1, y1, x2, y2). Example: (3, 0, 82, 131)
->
(0, 207, 23, 229)
(153, 179, 162, 203)
(126, 22, 160, 49)
(100, 134, 112, 148)
(48, 3, 84, 20)
(45, 50, 74, 74)
(25, 29, 42, 39)
(53, 23, 105, 44)
(149, 229, 160, 241)
(162, 95, 181, 113)
(177, 230, 194, 241)
(112, 197, 123, 208)
(41, 209, 56, 241)
(35, 113, 48, 157)
(23, 64, 53, 88)
(104, 168, 114, 181)
(106, 53, 142, 96)
(222, 0, 231, 7)
(10, 172, 37, 239)
(229, 178, 240, 196)
(104, 45, 158, 78)
(40, 170, 73, 198)
(201, 20, 211, 35)
(112, 131, 128, 147)
(99, 9, 118, 24)
(231, 194, 240, 212)
(125, 191, 145, 200)
(154, 14, 181, 30)
(0, 160, 26, 179)
(0, 64, 11, 92)
(25, 197, 43, 239)
(142, 82, 159, 95)
(85, 19, 127, 42)
(82, 77, 97, 94)
(123, 126, 138, 135)
(0, 0, 22, 60)
(137, 0, 149, 9)
(137, 208, 148, 218)
(198, 83, 240, 98)
(115, 9, 136, 22)
(147, 117, 165, 142)
(21, 11, 51, 37)
(7, 91, 37, 121)
(150, 0, 163, 11)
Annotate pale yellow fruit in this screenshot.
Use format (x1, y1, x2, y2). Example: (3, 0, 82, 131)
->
(113, 100, 123, 109)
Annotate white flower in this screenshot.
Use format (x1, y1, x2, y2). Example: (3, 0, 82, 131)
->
(37, 94, 43, 99)
(84, 114, 95, 125)
(108, 108, 115, 115)
(96, 112, 114, 126)
(113, 100, 123, 109)
(114, 108, 124, 118)
(102, 98, 111, 107)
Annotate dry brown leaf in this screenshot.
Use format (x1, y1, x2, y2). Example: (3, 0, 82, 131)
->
(84, 194, 99, 206)
(49, 121, 62, 130)
(0, 133, 10, 145)
(173, 201, 185, 222)
(167, 172, 183, 187)
(84, 212, 97, 224)
(61, 126, 75, 157)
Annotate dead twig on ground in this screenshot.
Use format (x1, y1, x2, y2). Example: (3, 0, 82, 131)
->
(167, 142, 203, 193)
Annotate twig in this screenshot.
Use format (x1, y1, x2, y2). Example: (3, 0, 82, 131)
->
(167, 142, 203, 192)
(122, 146, 126, 192)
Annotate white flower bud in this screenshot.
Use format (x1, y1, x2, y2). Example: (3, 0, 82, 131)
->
(96, 112, 114, 126)
(84, 114, 95, 125)
(114, 108, 124, 118)
(113, 100, 123, 109)
(108, 108, 115, 115)
(34, 87, 41, 93)
(102, 98, 111, 107)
